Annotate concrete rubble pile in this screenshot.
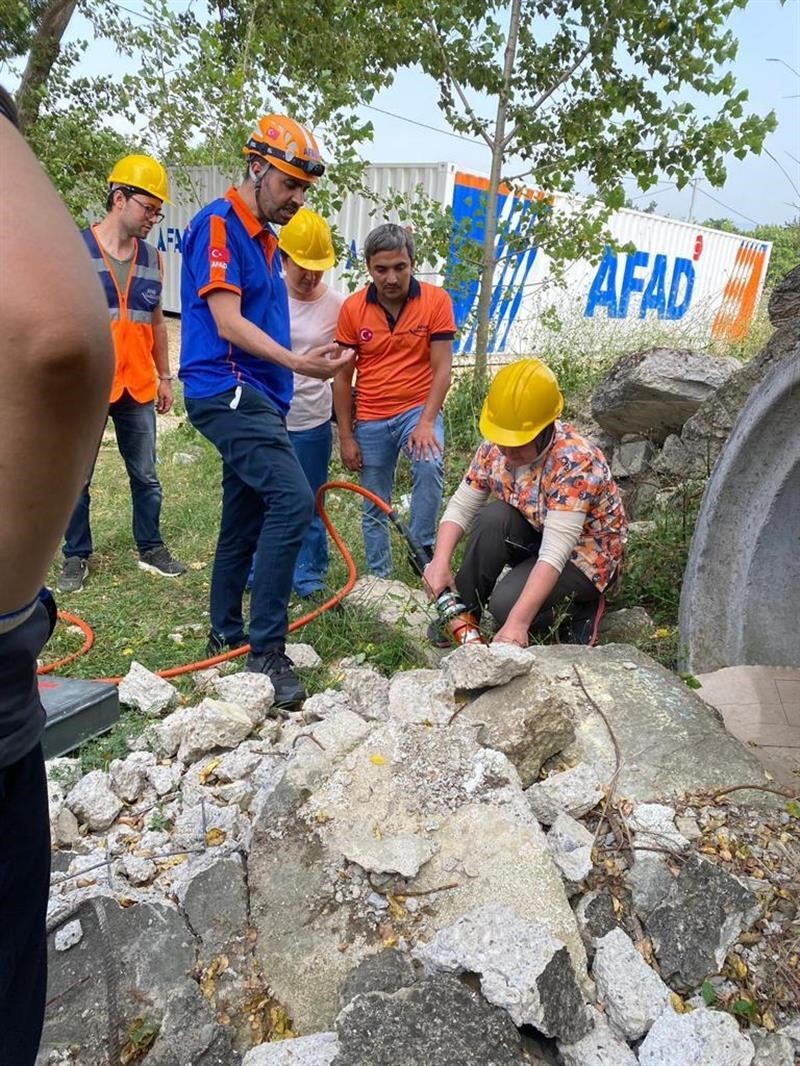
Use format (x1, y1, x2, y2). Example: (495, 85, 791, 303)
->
(38, 636, 799, 1066)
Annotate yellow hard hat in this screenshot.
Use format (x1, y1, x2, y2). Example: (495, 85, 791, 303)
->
(243, 114, 325, 183)
(479, 358, 564, 447)
(278, 208, 335, 271)
(107, 154, 170, 204)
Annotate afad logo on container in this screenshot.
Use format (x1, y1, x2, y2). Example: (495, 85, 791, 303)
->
(584, 238, 702, 321)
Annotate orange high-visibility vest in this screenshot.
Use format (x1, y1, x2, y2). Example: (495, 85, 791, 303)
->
(82, 225, 162, 403)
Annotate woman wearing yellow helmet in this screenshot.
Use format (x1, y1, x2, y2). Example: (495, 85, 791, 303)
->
(424, 359, 627, 646)
(246, 208, 342, 598)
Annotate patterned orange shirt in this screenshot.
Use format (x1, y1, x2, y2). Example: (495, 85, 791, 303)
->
(464, 422, 627, 590)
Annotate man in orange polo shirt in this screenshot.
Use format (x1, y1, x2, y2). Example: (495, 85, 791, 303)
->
(333, 224, 455, 575)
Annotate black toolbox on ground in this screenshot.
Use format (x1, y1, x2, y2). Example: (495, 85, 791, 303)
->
(39, 676, 120, 758)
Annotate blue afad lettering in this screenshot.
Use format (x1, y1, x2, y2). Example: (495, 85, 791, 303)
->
(584, 247, 695, 320)
(156, 227, 185, 253)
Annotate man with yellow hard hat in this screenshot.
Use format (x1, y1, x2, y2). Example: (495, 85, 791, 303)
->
(424, 359, 627, 646)
(57, 153, 186, 592)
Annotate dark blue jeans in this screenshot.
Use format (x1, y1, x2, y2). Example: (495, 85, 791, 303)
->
(63, 390, 163, 558)
(288, 420, 332, 596)
(186, 385, 314, 652)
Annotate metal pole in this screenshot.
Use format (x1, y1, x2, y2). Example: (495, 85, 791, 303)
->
(687, 177, 699, 223)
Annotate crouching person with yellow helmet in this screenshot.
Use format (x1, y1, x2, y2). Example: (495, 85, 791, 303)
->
(423, 359, 627, 646)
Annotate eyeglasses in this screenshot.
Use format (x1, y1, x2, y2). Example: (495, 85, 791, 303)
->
(125, 193, 165, 223)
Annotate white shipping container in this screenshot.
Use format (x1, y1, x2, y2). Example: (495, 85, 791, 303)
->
(155, 163, 771, 354)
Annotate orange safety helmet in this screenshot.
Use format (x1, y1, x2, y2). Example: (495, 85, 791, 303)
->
(243, 114, 325, 182)
(479, 358, 564, 447)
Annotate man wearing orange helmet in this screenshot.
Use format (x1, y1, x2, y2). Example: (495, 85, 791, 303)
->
(180, 115, 353, 707)
(424, 359, 627, 646)
(57, 153, 186, 593)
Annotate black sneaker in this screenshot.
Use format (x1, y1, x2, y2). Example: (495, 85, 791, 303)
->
(426, 619, 452, 648)
(245, 646, 306, 707)
(138, 545, 187, 577)
(206, 630, 249, 658)
(57, 557, 89, 593)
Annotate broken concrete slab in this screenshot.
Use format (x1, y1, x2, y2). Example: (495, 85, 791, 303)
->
(611, 437, 656, 479)
(645, 852, 758, 991)
(249, 714, 587, 1034)
(626, 852, 675, 922)
(339, 950, 416, 1008)
(109, 750, 157, 803)
(592, 928, 671, 1041)
(286, 642, 323, 669)
(547, 813, 594, 889)
(346, 577, 431, 640)
(628, 803, 690, 853)
(338, 666, 390, 721)
(573, 890, 622, 958)
(750, 1028, 795, 1066)
(242, 1033, 337, 1065)
(597, 606, 654, 645)
(462, 671, 575, 787)
(118, 661, 179, 717)
(341, 832, 438, 879)
(638, 1007, 755, 1065)
(413, 902, 588, 1041)
(42, 892, 197, 1060)
(441, 642, 533, 690)
(177, 699, 256, 763)
(141, 981, 240, 1065)
(334, 975, 524, 1066)
(387, 669, 456, 725)
(558, 1006, 638, 1066)
(524, 644, 778, 803)
(65, 770, 123, 831)
(278, 709, 374, 795)
(211, 673, 275, 723)
(301, 690, 358, 723)
(526, 762, 604, 825)
(173, 853, 248, 960)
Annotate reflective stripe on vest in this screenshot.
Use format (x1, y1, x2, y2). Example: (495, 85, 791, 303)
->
(83, 227, 162, 322)
(82, 226, 162, 402)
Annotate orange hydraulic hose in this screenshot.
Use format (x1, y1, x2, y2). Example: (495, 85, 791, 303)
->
(37, 481, 399, 685)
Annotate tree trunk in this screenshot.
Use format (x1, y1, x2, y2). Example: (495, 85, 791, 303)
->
(473, 0, 522, 380)
(15, 0, 78, 133)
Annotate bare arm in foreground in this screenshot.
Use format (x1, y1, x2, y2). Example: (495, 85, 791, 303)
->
(0, 120, 113, 613)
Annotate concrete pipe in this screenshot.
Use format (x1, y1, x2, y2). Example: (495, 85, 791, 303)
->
(680, 347, 800, 673)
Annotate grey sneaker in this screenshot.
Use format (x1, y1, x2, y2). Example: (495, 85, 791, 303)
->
(58, 557, 89, 593)
(138, 545, 187, 578)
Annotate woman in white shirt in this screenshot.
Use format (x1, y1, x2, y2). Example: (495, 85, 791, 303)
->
(251, 209, 344, 598)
